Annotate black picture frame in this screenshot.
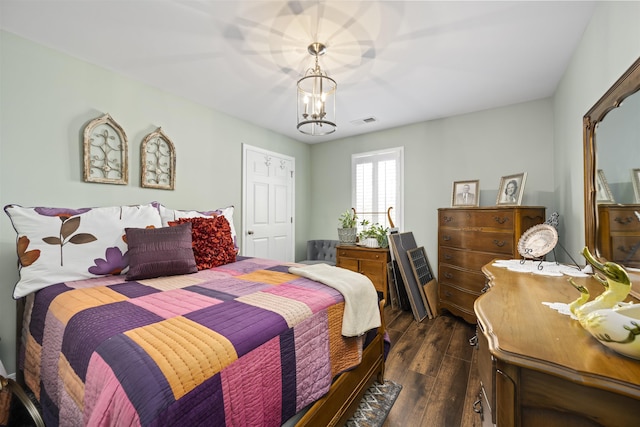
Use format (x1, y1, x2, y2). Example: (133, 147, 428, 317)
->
(389, 232, 430, 321)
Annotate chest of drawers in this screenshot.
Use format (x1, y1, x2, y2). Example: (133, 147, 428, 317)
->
(598, 204, 640, 268)
(437, 206, 545, 323)
(336, 245, 390, 302)
(475, 264, 640, 426)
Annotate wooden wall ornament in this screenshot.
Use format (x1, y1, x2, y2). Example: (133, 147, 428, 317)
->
(389, 232, 431, 322)
(83, 113, 128, 185)
(141, 127, 176, 190)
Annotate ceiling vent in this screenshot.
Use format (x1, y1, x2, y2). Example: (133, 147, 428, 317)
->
(350, 116, 378, 126)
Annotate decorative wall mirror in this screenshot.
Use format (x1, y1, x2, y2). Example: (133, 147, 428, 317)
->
(141, 127, 176, 190)
(83, 113, 128, 185)
(583, 57, 640, 265)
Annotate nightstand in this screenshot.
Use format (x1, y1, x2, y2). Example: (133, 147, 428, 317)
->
(336, 245, 390, 302)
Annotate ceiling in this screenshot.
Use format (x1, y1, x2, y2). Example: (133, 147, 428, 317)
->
(0, 0, 596, 144)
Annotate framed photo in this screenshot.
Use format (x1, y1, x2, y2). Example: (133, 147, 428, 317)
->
(596, 169, 615, 203)
(632, 168, 640, 203)
(496, 172, 527, 206)
(452, 180, 479, 207)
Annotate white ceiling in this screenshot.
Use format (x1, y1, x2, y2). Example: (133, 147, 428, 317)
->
(0, 0, 596, 144)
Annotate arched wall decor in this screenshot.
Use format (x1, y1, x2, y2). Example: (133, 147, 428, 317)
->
(140, 127, 176, 190)
(83, 113, 128, 185)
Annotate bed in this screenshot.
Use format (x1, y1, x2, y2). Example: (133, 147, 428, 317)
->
(5, 202, 386, 426)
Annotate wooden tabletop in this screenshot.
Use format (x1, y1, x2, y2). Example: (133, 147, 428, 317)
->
(476, 262, 640, 399)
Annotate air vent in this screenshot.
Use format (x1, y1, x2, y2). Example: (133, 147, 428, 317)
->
(350, 116, 378, 126)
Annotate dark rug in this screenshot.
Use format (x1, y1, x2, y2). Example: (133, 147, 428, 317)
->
(343, 380, 403, 427)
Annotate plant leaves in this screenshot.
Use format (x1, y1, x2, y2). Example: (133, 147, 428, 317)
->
(61, 217, 81, 239)
(17, 236, 40, 267)
(43, 237, 62, 245)
(68, 233, 97, 244)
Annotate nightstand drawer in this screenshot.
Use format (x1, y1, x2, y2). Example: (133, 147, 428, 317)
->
(337, 247, 387, 261)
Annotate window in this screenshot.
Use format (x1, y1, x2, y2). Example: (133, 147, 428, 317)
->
(352, 147, 403, 231)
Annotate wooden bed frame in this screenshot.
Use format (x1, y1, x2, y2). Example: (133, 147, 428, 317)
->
(295, 300, 386, 426)
(15, 298, 386, 427)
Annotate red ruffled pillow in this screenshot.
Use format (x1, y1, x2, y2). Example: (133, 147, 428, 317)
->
(169, 216, 236, 269)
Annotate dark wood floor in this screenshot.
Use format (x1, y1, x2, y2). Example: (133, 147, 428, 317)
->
(381, 305, 483, 427)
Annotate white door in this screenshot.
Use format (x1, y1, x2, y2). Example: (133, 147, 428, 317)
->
(242, 145, 295, 261)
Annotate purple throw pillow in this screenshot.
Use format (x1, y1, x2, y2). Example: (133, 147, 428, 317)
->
(125, 223, 197, 280)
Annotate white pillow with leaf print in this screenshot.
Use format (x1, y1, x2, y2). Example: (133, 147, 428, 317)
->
(4, 204, 162, 298)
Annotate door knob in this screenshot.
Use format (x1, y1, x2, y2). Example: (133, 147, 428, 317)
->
(247, 230, 254, 235)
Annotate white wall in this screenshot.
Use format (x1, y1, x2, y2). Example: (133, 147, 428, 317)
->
(0, 31, 312, 373)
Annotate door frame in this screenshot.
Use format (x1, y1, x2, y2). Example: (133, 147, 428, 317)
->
(241, 144, 295, 260)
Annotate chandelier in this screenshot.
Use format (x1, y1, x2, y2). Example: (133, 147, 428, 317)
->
(297, 42, 337, 135)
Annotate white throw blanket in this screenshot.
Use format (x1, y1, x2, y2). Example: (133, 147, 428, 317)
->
(289, 263, 381, 337)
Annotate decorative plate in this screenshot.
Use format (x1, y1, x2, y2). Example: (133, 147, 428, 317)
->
(517, 224, 558, 258)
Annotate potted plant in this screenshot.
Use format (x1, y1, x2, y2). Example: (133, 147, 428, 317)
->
(358, 220, 389, 248)
(337, 208, 358, 245)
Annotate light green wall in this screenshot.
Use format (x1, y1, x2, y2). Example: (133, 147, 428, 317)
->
(1, 1, 639, 375)
(309, 98, 555, 271)
(310, 1, 640, 273)
(553, 1, 640, 264)
(0, 31, 311, 373)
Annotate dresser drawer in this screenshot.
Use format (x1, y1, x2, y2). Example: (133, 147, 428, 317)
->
(337, 247, 388, 262)
(603, 209, 640, 232)
(610, 236, 640, 264)
(439, 229, 514, 255)
(439, 282, 479, 310)
(439, 209, 515, 230)
(439, 247, 505, 271)
(439, 265, 486, 293)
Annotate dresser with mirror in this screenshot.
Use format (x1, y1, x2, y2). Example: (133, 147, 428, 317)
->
(474, 57, 640, 426)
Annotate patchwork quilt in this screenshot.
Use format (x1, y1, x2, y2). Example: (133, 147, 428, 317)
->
(20, 257, 369, 427)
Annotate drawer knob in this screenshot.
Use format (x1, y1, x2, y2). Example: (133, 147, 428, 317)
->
(444, 272, 453, 279)
(617, 245, 640, 254)
(443, 235, 451, 241)
(375, 255, 379, 259)
(445, 291, 453, 297)
(493, 239, 506, 247)
(614, 216, 635, 225)
(443, 216, 453, 223)
(494, 216, 508, 224)
(444, 254, 452, 260)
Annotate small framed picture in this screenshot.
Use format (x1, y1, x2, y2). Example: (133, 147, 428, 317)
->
(596, 169, 615, 203)
(452, 180, 479, 207)
(496, 172, 527, 206)
(632, 168, 640, 203)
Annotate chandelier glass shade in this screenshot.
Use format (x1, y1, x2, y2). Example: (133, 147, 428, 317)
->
(297, 43, 336, 136)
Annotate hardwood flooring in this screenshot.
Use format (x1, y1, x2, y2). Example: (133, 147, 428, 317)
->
(381, 305, 483, 427)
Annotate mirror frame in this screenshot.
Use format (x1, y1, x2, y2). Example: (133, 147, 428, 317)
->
(583, 56, 640, 256)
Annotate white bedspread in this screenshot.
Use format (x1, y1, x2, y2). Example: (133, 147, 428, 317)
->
(289, 263, 381, 337)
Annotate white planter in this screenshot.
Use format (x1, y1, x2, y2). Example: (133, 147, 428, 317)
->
(361, 237, 379, 248)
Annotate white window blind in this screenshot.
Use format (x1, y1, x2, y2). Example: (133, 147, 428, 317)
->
(352, 147, 403, 231)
